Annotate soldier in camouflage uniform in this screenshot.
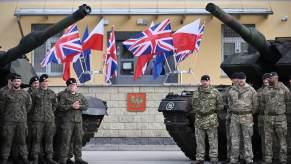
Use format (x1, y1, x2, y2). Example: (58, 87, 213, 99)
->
(256, 73, 271, 159)
(54, 88, 75, 164)
(228, 72, 258, 164)
(190, 75, 224, 163)
(29, 74, 58, 164)
(0, 74, 31, 164)
(57, 78, 88, 164)
(27, 76, 39, 161)
(27, 76, 39, 94)
(223, 72, 239, 161)
(261, 72, 289, 164)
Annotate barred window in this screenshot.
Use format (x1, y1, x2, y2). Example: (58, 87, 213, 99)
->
(31, 24, 62, 76)
(222, 24, 256, 75)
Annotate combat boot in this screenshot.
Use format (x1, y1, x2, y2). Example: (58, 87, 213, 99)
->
(22, 157, 30, 164)
(75, 158, 88, 164)
(0, 158, 8, 164)
(58, 158, 67, 164)
(32, 157, 38, 164)
(46, 158, 58, 164)
(67, 158, 75, 164)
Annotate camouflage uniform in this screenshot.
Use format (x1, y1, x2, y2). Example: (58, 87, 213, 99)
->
(0, 88, 31, 163)
(261, 82, 289, 163)
(228, 84, 258, 163)
(257, 85, 265, 158)
(54, 89, 74, 164)
(191, 86, 223, 162)
(29, 88, 57, 164)
(57, 89, 88, 164)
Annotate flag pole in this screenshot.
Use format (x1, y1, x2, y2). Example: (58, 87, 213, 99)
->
(163, 53, 172, 73)
(173, 51, 178, 71)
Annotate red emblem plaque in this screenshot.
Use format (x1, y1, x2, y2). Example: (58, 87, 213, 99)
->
(127, 93, 146, 112)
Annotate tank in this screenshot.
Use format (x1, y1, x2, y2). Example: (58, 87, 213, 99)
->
(0, 4, 107, 162)
(158, 2, 291, 162)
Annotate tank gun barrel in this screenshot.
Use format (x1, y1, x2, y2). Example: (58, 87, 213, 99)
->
(0, 4, 91, 67)
(206, 3, 277, 62)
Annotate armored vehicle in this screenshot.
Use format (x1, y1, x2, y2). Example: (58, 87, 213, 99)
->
(159, 2, 291, 162)
(0, 4, 107, 162)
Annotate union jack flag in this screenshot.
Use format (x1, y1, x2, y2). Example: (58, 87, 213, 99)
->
(122, 18, 174, 57)
(41, 24, 82, 67)
(194, 22, 205, 52)
(105, 26, 118, 82)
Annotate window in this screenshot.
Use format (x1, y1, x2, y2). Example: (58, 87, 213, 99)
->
(221, 24, 256, 75)
(111, 31, 177, 85)
(32, 24, 62, 76)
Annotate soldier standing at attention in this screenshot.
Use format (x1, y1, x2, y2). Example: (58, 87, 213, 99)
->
(29, 74, 58, 164)
(191, 75, 224, 164)
(256, 73, 271, 159)
(228, 72, 258, 164)
(261, 72, 289, 164)
(27, 76, 39, 94)
(223, 72, 239, 162)
(0, 74, 32, 164)
(58, 78, 88, 164)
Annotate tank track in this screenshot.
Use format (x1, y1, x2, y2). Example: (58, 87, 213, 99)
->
(162, 111, 196, 160)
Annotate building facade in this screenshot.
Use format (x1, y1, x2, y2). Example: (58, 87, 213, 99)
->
(1, 0, 291, 149)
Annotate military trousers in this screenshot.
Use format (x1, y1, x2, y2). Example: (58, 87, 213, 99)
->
(59, 122, 83, 160)
(30, 121, 55, 159)
(258, 115, 265, 158)
(0, 122, 28, 159)
(195, 127, 218, 161)
(230, 114, 253, 163)
(263, 115, 287, 163)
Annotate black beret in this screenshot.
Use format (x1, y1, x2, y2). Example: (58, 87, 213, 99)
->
(262, 73, 271, 80)
(66, 78, 77, 86)
(11, 74, 21, 81)
(201, 75, 210, 81)
(29, 76, 39, 86)
(237, 72, 246, 79)
(270, 72, 278, 77)
(7, 73, 18, 80)
(39, 74, 48, 83)
(231, 72, 239, 79)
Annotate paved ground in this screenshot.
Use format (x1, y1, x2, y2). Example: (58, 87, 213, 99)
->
(82, 151, 193, 164)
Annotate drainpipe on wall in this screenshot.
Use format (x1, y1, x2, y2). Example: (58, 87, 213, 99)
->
(16, 15, 24, 38)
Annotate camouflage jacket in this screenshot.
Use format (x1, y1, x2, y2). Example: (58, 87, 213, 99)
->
(261, 82, 290, 115)
(57, 90, 88, 123)
(0, 89, 31, 122)
(30, 88, 57, 122)
(228, 83, 258, 114)
(257, 85, 268, 115)
(191, 85, 224, 129)
(27, 87, 36, 95)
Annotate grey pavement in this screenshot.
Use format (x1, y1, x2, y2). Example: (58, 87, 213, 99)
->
(82, 151, 193, 164)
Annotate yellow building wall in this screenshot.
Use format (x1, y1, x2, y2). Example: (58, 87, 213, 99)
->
(0, 0, 291, 86)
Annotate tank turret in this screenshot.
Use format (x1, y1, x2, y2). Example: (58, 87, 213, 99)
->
(0, 4, 91, 87)
(206, 3, 291, 88)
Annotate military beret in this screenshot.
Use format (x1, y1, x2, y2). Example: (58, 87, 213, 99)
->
(11, 74, 21, 81)
(29, 76, 39, 86)
(66, 78, 77, 86)
(237, 72, 246, 79)
(201, 75, 210, 81)
(39, 74, 48, 83)
(7, 73, 18, 80)
(231, 72, 239, 79)
(262, 73, 271, 80)
(270, 72, 278, 77)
